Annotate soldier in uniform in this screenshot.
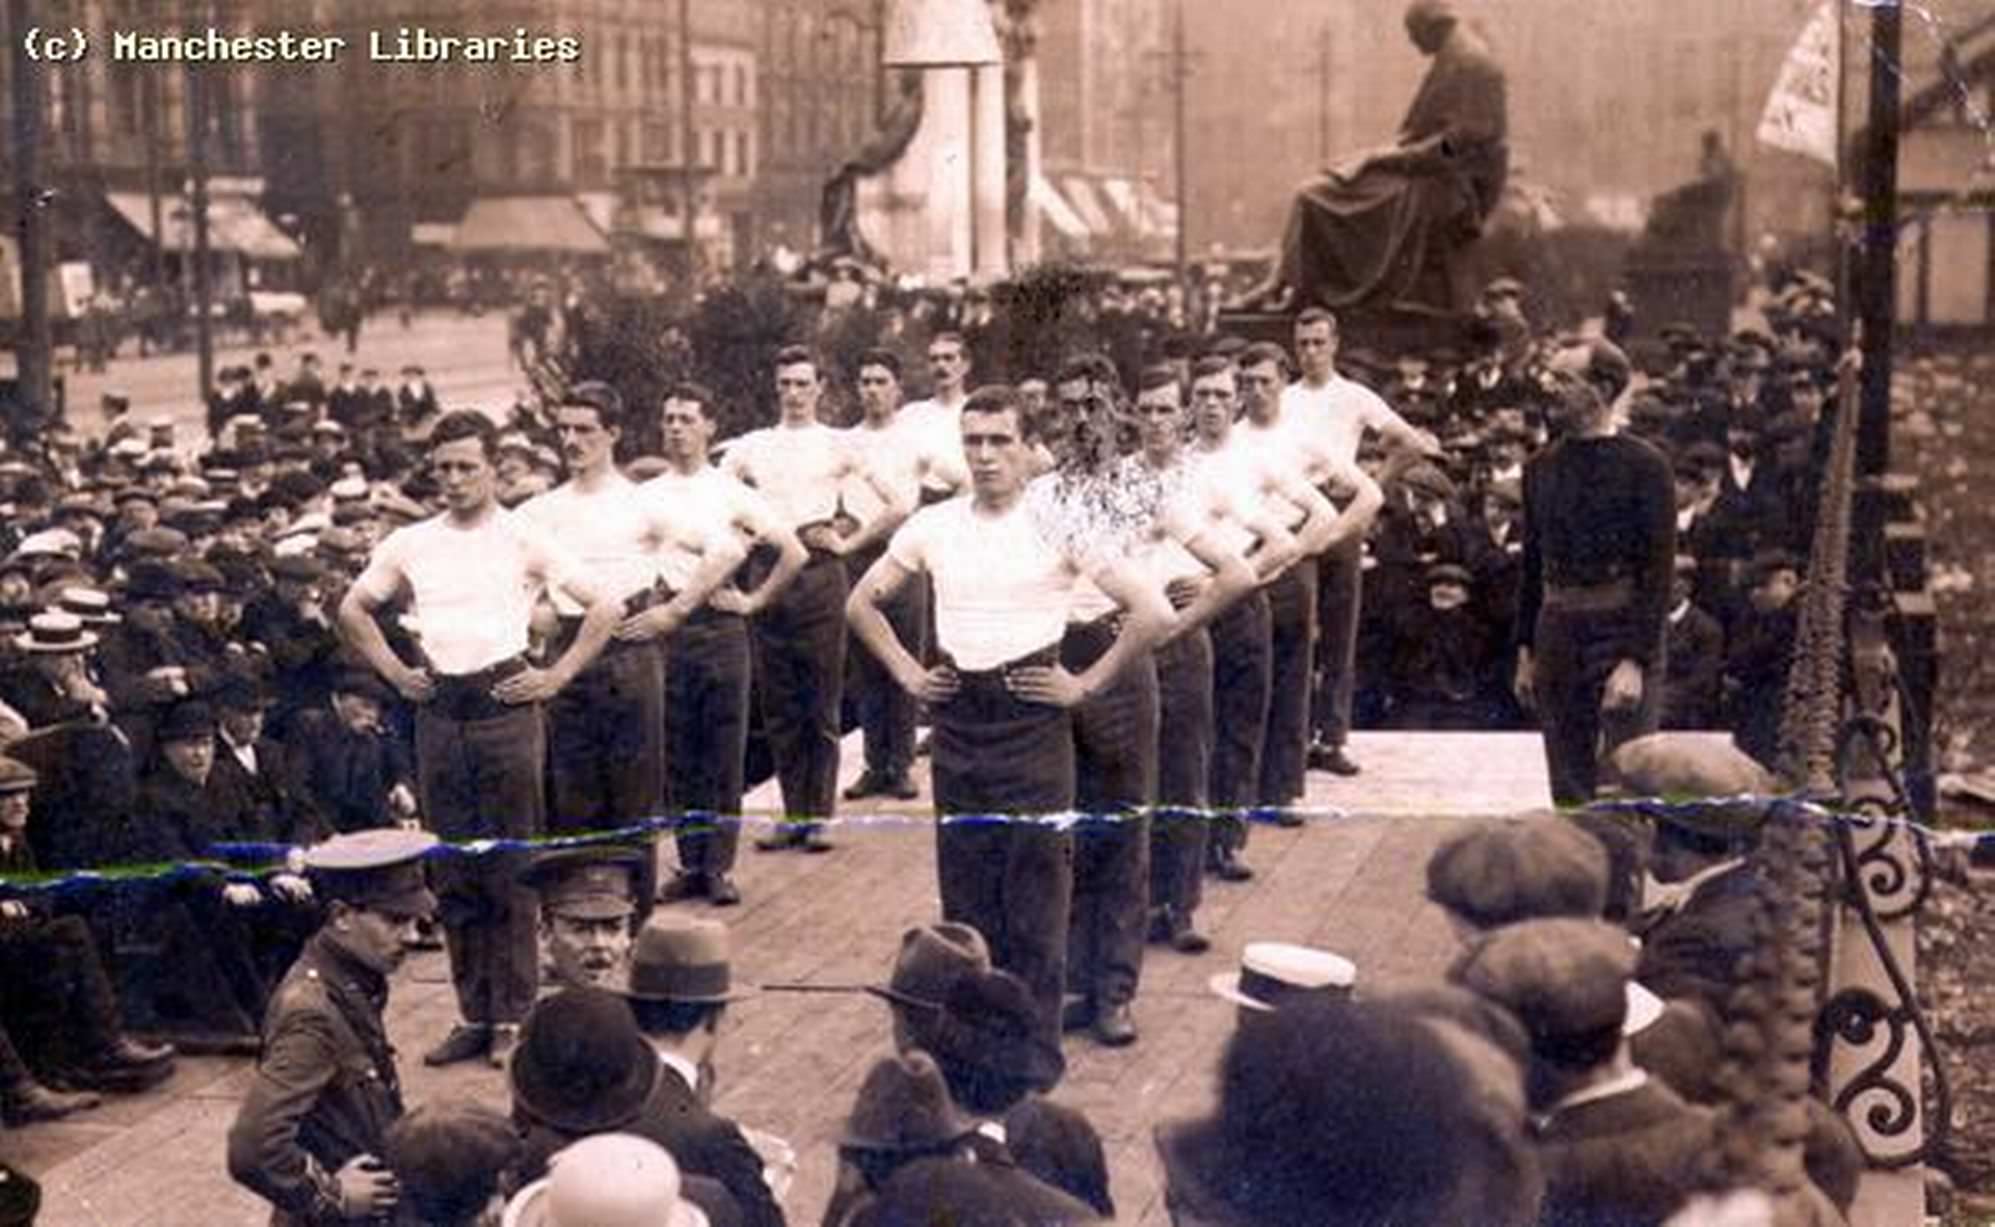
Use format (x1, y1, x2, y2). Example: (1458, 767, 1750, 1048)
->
(521, 846, 643, 992)
(227, 827, 438, 1226)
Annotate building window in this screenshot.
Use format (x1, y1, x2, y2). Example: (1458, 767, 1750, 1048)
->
(735, 130, 750, 177)
(700, 127, 715, 169)
(574, 118, 607, 187)
(111, 63, 140, 135)
(617, 32, 629, 92)
(614, 122, 629, 170)
(734, 63, 748, 107)
(644, 121, 670, 164)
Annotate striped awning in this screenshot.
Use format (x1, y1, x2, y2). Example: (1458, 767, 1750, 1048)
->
(452, 197, 609, 255)
(106, 191, 300, 259)
(1030, 172, 1092, 241)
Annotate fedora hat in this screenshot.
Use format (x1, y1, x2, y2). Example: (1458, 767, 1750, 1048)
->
(880, 923, 991, 1010)
(509, 989, 658, 1134)
(913, 968, 1063, 1094)
(621, 915, 751, 1004)
(1208, 942, 1357, 1013)
(840, 1051, 975, 1152)
(14, 610, 98, 654)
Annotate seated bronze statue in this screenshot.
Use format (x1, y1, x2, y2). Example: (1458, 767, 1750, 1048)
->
(1235, 0, 1508, 316)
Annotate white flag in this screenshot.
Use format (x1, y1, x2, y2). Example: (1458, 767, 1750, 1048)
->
(1757, 0, 1841, 166)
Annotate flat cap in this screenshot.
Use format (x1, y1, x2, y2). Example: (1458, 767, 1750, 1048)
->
(1426, 815, 1610, 929)
(0, 756, 38, 794)
(1449, 918, 1637, 1051)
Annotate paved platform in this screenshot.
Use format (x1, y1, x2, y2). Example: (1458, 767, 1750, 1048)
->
(6, 731, 1554, 1226)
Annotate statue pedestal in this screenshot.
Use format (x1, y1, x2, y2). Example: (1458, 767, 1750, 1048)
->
(1622, 248, 1734, 343)
(856, 64, 1008, 282)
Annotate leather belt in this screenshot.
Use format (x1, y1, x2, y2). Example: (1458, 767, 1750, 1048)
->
(427, 655, 529, 721)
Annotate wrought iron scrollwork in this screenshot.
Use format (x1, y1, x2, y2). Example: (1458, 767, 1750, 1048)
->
(1810, 814, 1954, 1170)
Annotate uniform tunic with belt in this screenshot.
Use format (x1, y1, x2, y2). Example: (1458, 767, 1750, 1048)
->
(228, 931, 404, 1226)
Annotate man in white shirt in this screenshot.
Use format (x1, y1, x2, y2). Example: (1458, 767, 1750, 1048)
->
(643, 383, 808, 906)
(1128, 364, 1291, 955)
(1235, 337, 1387, 808)
(847, 384, 1173, 1047)
(1279, 308, 1435, 779)
(840, 349, 926, 802)
(724, 346, 909, 851)
(338, 409, 621, 1069)
(899, 331, 975, 503)
(517, 382, 745, 906)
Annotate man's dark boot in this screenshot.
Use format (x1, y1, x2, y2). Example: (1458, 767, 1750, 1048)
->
(423, 1023, 492, 1067)
(1092, 1002, 1137, 1047)
(1, 1078, 100, 1125)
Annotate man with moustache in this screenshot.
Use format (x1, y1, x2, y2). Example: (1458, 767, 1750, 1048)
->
(847, 384, 1173, 1047)
(227, 828, 438, 1227)
(338, 410, 621, 1070)
(723, 346, 910, 852)
(902, 331, 977, 502)
(645, 383, 808, 906)
(521, 846, 643, 991)
(518, 382, 744, 883)
(1514, 372, 1675, 803)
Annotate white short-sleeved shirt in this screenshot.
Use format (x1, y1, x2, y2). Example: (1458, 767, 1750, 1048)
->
(1200, 430, 1317, 534)
(1121, 455, 1220, 586)
(899, 399, 969, 494)
(352, 509, 582, 675)
(637, 466, 770, 596)
(1278, 375, 1401, 471)
(840, 418, 922, 525)
(516, 473, 670, 616)
(722, 421, 863, 529)
(1025, 467, 1167, 624)
(887, 494, 1093, 671)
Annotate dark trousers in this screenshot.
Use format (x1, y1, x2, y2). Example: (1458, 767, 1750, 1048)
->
(1063, 620, 1158, 1010)
(1152, 627, 1215, 919)
(1259, 562, 1319, 807)
(931, 647, 1075, 1046)
(1208, 590, 1273, 863)
(846, 543, 927, 780)
(665, 613, 752, 877)
(0, 914, 124, 1074)
(415, 700, 545, 1026)
(1311, 536, 1363, 746)
(1533, 603, 1665, 805)
(750, 555, 848, 824)
(547, 637, 665, 909)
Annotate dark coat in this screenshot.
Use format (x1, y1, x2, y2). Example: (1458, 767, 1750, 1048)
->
(227, 931, 404, 1225)
(518, 1061, 786, 1227)
(1533, 1078, 1717, 1227)
(239, 595, 342, 718)
(1635, 863, 1762, 1015)
(849, 1155, 1100, 1227)
(7, 722, 142, 871)
(0, 666, 95, 730)
(210, 733, 297, 846)
(1659, 603, 1724, 730)
(282, 707, 413, 839)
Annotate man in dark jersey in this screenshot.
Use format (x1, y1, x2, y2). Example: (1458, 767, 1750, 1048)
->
(1514, 371, 1675, 804)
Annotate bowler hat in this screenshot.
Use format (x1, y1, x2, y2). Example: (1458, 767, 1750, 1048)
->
(122, 560, 182, 603)
(1426, 815, 1610, 929)
(168, 559, 226, 594)
(0, 1160, 41, 1227)
(333, 668, 396, 707)
(840, 1051, 975, 1152)
(520, 848, 641, 921)
(509, 988, 658, 1133)
(304, 827, 439, 917)
(0, 756, 38, 794)
(214, 668, 274, 713)
(1208, 942, 1357, 1012)
(620, 915, 750, 1004)
(156, 699, 216, 743)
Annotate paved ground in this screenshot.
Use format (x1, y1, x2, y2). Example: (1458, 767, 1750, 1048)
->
(1, 729, 1555, 1227)
(2, 309, 526, 436)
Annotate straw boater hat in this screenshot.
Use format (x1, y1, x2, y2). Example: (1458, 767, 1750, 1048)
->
(1208, 942, 1358, 1012)
(502, 1134, 707, 1227)
(57, 588, 120, 626)
(14, 611, 98, 654)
